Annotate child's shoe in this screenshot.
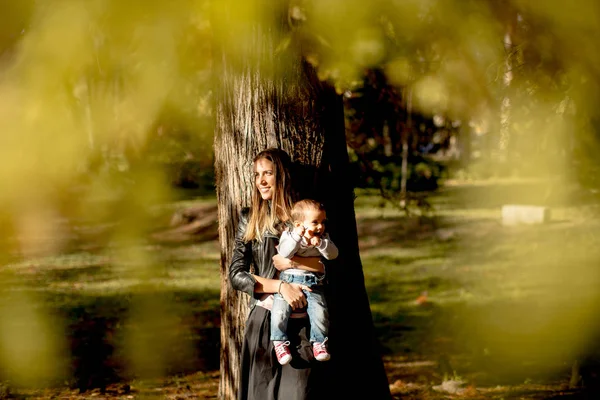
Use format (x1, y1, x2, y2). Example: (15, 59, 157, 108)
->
(274, 341, 292, 365)
(312, 338, 330, 361)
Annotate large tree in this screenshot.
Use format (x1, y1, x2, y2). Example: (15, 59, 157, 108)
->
(212, 1, 391, 399)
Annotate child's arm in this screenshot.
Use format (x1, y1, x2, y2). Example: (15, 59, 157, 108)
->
(315, 233, 338, 260)
(277, 230, 303, 259)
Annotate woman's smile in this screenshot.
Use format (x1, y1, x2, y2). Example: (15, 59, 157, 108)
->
(255, 158, 276, 200)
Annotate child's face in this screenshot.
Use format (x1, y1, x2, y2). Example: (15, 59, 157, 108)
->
(301, 209, 326, 239)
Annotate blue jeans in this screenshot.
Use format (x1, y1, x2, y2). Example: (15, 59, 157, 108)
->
(270, 272, 328, 343)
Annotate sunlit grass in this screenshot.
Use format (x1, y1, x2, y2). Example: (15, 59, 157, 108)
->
(357, 183, 600, 383)
(3, 242, 220, 296)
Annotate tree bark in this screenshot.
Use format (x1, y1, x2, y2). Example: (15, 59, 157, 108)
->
(213, 1, 391, 399)
(498, 22, 513, 159)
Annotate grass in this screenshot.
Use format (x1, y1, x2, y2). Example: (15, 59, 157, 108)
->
(2, 179, 600, 398)
(355, 182, 600, 395)
(0, 236, 222, 392)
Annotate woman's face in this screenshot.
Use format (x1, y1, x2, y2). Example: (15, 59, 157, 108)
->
(254, 158, 276, 200)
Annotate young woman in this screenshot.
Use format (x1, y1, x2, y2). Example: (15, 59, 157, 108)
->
(229, 148, 325, 400)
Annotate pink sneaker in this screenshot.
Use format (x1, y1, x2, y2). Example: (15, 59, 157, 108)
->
(312, 339, 330, 361)
(274, 341, 292, 365)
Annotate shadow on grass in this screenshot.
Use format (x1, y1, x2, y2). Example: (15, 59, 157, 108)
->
(45, 265, 111, 283)
(18, 289, 222, 393)
(0, 239, 223, 394)
(373, 292, 600, 391)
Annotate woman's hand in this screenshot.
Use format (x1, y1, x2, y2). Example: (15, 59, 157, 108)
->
(279, 281, 311, 310)
(273, 254, 292, 271)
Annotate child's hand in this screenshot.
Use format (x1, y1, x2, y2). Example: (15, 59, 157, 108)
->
(309, 236, 321, 247)
(293, 222, 305, 237)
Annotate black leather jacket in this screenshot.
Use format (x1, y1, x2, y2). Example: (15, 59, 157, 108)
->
(229, 208, 281, 310)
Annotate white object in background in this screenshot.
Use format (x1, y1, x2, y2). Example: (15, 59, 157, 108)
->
(501, 205, 550, 226)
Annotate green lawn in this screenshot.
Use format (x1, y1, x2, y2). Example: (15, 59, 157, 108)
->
(356, 182, 600, 390)
(2, 180, 600, 397)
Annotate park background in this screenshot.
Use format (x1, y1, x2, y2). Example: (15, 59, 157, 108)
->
(1, 0, 600, 398)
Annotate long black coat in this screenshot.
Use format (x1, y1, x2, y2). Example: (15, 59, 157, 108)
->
(229, 208, 281, 309)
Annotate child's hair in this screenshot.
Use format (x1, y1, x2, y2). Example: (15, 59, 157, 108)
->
(291, 199, 325, 222)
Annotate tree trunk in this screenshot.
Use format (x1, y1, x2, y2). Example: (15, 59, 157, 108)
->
(498, 23, 513, 160)
(213, 1, 391, 399)
(400, 86, 412, 209)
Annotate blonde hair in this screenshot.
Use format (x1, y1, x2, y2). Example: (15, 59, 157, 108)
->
(291, 199, 325, 223)
(243, 148, 294, 242)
